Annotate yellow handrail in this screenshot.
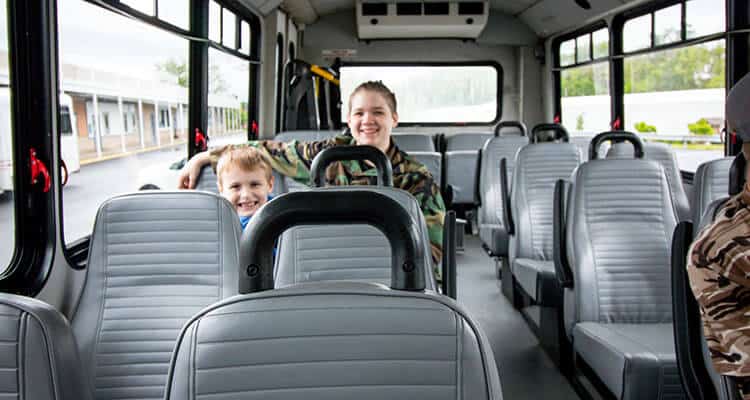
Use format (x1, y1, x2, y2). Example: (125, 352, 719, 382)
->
(310, 64, 340, 86)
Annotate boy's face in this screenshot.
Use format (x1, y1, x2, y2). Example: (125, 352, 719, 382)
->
(347, 90, 398, 153)
(219, 167, 274, 217)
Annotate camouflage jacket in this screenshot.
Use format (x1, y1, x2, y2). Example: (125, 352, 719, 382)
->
(209, 134, 446, 265)
(688, 188, 750, 398)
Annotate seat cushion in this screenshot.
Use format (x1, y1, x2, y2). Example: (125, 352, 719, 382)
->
(512, 258, 556, 305)
(480, 224, 508, 256)
(573, 323, 685, 400)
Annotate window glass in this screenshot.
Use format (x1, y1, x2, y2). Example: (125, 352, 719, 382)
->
(654, 4, 681, 46)
(576, 34, 591, 63)
(207, 48, 248, 144)
(240, 21, 250, 54)
(158, 1, 189, 31)
(121, 0, 154, 15)
(222, 9, 236, 49)
(559, 39, 575, 67)
(592, 28, 609, 59)
(58, 0, 189, 244)
(0, 0, 13, 273)
(340, 65, 499, 123)
(560, 62, 611, 136)
(686, 0, 726, 39)
(624, 40, 725, 172)
(209, 1, 221, 43)
(623, 14, 651, 52)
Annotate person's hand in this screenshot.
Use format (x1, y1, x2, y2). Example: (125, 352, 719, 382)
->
(177, 151, 210, 189)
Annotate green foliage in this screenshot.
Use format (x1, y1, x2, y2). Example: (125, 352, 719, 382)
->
(688, 118, 715, 136)
(561, 42, 725, 97)
(156, 58, 188, 88)
(634, 121, 657, 133)
(576, 114, 584, 131)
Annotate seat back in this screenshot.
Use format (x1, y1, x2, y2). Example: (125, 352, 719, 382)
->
(0, 294, 92, 400)
(409, 151, 442, 187)
(566, 158, 677, 328)
(273, 130, 340, 194)
(510, 143, 583, 262)
(693, 157, 733, 225)
(443, 133, 492, 205)
(72, 191, 241, 400)
(274, 187, 437, 290)
(392, 133, 436, 152)
(477, 135, 529, 227)
(607, 141, 691, 220)
(194, 164, 219, 193)
(569, 136, 609, 161)
(165, 285, 503, 400)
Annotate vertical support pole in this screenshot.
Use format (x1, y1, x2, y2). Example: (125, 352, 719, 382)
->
(189, 0, 209, 157)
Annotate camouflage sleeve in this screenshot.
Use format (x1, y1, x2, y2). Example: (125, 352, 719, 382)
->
(687, 201, 750, 378)
(402, 172, 445, 266)
(208, 139, 331, 183)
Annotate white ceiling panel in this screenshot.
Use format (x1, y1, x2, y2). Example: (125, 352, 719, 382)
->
(309, 0, 354, 15)
(490, 0, 537, 15)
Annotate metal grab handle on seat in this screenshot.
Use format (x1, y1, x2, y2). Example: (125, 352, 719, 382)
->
(309, 145, 393, 187)
(239, 190, 425, 294)
(493, 121, 528, 137)
(589, 131, 644, 160)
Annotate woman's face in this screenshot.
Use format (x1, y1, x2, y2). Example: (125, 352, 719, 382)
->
(347, 90, 398, 153)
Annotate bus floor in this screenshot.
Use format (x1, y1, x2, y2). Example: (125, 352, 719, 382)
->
(457, 235, 581, 400)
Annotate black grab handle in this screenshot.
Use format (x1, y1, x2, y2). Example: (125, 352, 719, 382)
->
(309, 145, 393, 187)
(589, 131, 644, 160)
(729, 153, 746, 196)
(494, 121, 528, 137)
(239, 190, 425, 294)
(531, 123, 569, 143)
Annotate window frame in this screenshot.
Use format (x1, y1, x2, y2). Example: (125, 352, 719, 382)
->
(339, 60, 503, 127)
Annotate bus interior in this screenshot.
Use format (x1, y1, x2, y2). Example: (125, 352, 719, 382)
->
(0, 0, 746, 399)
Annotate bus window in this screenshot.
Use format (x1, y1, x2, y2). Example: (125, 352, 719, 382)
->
(623, 0, 726, 173)
(207, 3, 252, 145)
(0, 0, 12, 274)
(58, 0, 190, 244)
(340, 64, 500, 124)
(558, 26, 611, 136)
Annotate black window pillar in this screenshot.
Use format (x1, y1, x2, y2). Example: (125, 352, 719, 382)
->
(2, 0, 58, 294)
(188, 0, 209, 158)
(247, 14, 261, 140)
(611, 17, 625, 131)
(727, 0, 749, 155)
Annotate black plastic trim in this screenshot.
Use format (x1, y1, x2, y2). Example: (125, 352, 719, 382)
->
(531, 123, 569, 143)
(494, 120, 528, 137)
(239, 190, 426, 293)
(553, 179, 573, 288)
(441, 210, 457, 299)
(729, 153, 745, 195)
(589, 131, 644, 160)
(499, 158, 514, 236)
(309, 145, 393, 187)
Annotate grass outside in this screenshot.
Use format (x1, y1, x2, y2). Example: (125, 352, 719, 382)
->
(644, 139, 723, 151)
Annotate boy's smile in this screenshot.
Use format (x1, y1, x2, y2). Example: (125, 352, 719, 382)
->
(219, 168, 274, 217)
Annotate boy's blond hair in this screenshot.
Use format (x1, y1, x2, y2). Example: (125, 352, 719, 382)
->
(216, 147, 273, 189)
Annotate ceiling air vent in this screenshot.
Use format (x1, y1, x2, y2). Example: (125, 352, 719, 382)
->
(424, 2, 450, 15)
(397, 2, 422, 15)
(357, 0, 489, 39)
(362, 3, 388, 15)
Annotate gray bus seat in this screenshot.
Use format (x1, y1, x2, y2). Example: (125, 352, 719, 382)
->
(0, 293, 92, 400)
(444, 133, 492, 205)
(165, 189, 503, 400)
(564, 154, 686, 400)
(607, 141, 691, 221)
(274, 187, 438, 291)
(693, 157, 732, 225)
(569, 136, 608, 161)
(409, 151, 442, 187)
(194, 164, 219, 193)
(71, 191, 241, 400)
(478, 135, 529, 256)
(510, 143, 583, 305)
(392, 133, 436, 152)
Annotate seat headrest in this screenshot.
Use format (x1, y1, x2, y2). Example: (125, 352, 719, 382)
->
(727, 73, 750, 141)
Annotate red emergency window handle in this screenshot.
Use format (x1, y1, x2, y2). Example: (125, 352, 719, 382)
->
(195, 129, 207, 151)
(553, 115, 561, 124)
(611, 117, 622, 130)
(29, 148, 51, 193)
(252, 120, 258, 136)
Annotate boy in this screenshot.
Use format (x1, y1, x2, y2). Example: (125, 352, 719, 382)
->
(215, 147, 274, 230)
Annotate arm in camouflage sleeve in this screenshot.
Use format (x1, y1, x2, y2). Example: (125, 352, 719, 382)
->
(403, 172, 445, 266)
(208, 140, 331, 183)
